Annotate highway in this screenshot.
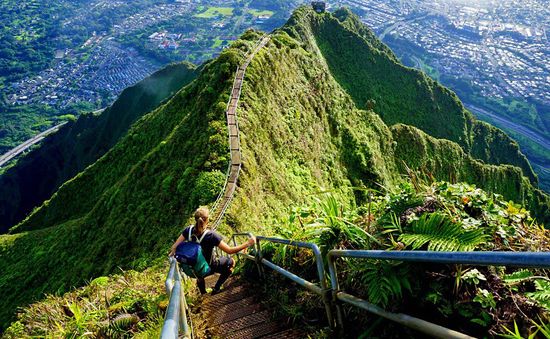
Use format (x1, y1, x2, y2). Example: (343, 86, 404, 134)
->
(467, 105, 550, 151)
(0, 122, 68, 168)
(379, 14, 429, 41)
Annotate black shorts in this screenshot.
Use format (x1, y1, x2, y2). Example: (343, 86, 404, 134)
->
(208, 257, 234, 276)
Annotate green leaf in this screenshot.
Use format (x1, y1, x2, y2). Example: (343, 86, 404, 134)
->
(503, 270, 533, 285)
(398, 212, 486, 251)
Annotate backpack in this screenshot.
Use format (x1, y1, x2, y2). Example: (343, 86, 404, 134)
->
(174, 226, 211, 278)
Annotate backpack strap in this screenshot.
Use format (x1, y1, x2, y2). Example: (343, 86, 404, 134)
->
(188, 225, 209, 244)
(198, 230, 210, 243)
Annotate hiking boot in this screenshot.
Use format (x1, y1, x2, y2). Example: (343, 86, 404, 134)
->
(210, 287, 223, 295)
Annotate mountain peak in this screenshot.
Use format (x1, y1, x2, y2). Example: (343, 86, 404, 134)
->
(0, 7, 548, 331)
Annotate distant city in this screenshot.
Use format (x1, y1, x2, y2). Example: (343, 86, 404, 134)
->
(336, 0, 549, 107)
(7, 1, 198, 110)
(1, 0, 548, 189)
(4, 0, 283, 114)
(5, 0, 548, 127)
(9, 40, 159, 108)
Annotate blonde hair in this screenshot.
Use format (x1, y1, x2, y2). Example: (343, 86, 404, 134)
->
(194, 207, 209, 232)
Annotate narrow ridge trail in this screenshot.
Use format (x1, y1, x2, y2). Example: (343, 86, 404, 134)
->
(210, 35, 270, 230)
(190, 36, 306, 338)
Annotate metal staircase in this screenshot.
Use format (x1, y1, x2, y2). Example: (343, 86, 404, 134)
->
(209, 35, 270, 231)
(196, 275, 304, 338)
(160, 34, 550, 338)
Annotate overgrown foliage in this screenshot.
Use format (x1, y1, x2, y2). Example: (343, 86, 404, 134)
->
(3, 267, 167, 338)
(1, 7, 549, 337)
(257, 181, 550, 337)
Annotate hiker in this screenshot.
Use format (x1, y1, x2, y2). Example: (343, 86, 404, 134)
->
(168, 206, 256, 294)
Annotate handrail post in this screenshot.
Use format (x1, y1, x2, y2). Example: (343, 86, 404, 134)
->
(310, 243, 334, 329)
(253, 236, 336, 328)
(327, 252, 345, 331)
(255, 237, 264, 279)
(232, 234, 241, 266)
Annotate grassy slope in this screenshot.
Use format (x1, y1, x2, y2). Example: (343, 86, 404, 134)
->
(298, 8, 537, 185)
(0, 62, 198, 233)
(0, 36, 263, 329)
(2, 264, 169, 338)
(1, 8, 549, 331)
(227, 29, 400, 229)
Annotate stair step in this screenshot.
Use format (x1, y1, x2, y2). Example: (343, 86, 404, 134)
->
(209, 301, 262, 325)
(211, 294, 256, 312)
(204, 281, 245, 298)
(261, 329, 305, 338)
(202, 286, 250, 310)
(225, 319, 282, 339)
(218, 310, 273, 336)
(204, 274, 219, 288)
(203, 275, 240, 290)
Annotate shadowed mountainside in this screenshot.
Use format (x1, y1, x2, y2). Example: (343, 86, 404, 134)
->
(0, 62, 198, 233)
(0, 7, 548, 331)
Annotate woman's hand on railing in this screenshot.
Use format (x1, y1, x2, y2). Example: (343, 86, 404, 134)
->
(247, 235, 257, 247)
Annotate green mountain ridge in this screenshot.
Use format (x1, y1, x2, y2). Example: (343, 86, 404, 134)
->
(0, 6, 548, 331)
(0, 62, 198, 234)
(298, 8, 537, 184)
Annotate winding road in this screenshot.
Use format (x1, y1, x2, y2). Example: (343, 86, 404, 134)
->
(468, 105, 550, 151)
(0, 122, 68, 168)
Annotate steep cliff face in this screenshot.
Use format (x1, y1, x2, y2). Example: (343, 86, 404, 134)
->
(0, 62, 198, 233)
(281, 8, 537, 184)
(0, 7, 548, 331)
(0, 46, 241, 328)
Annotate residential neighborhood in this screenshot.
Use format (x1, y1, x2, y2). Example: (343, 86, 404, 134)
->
(337, 0, 549, 106)
(5, 0, 278, 114)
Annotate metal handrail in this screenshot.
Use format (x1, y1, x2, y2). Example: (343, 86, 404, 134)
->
(231, 232, 257, 262)
(232, 233, 334, 328)
(161, 35, 269, 339)
(327, 250, 550, 338)
(211, 35, 270, 230)
(161, 257, 192, 339)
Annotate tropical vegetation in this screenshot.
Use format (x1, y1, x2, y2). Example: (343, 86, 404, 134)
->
(253, 181, 550, 337)
(0, 6, 548, 337)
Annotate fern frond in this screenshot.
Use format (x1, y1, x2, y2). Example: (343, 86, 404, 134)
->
(398, 213, 486, 251)
(526, 280, 550, 311)
(503, 269, 533, 284)
(359, 261, 411, 307)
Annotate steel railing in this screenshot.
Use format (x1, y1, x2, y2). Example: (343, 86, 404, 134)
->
(161, 36, 269, 339)
(164, 228, 550, 339)
(232, 233, 334, 327)
(327, 250, 550, 338)
(161, 257, 193, 339)
(210, 35, 270, 230)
